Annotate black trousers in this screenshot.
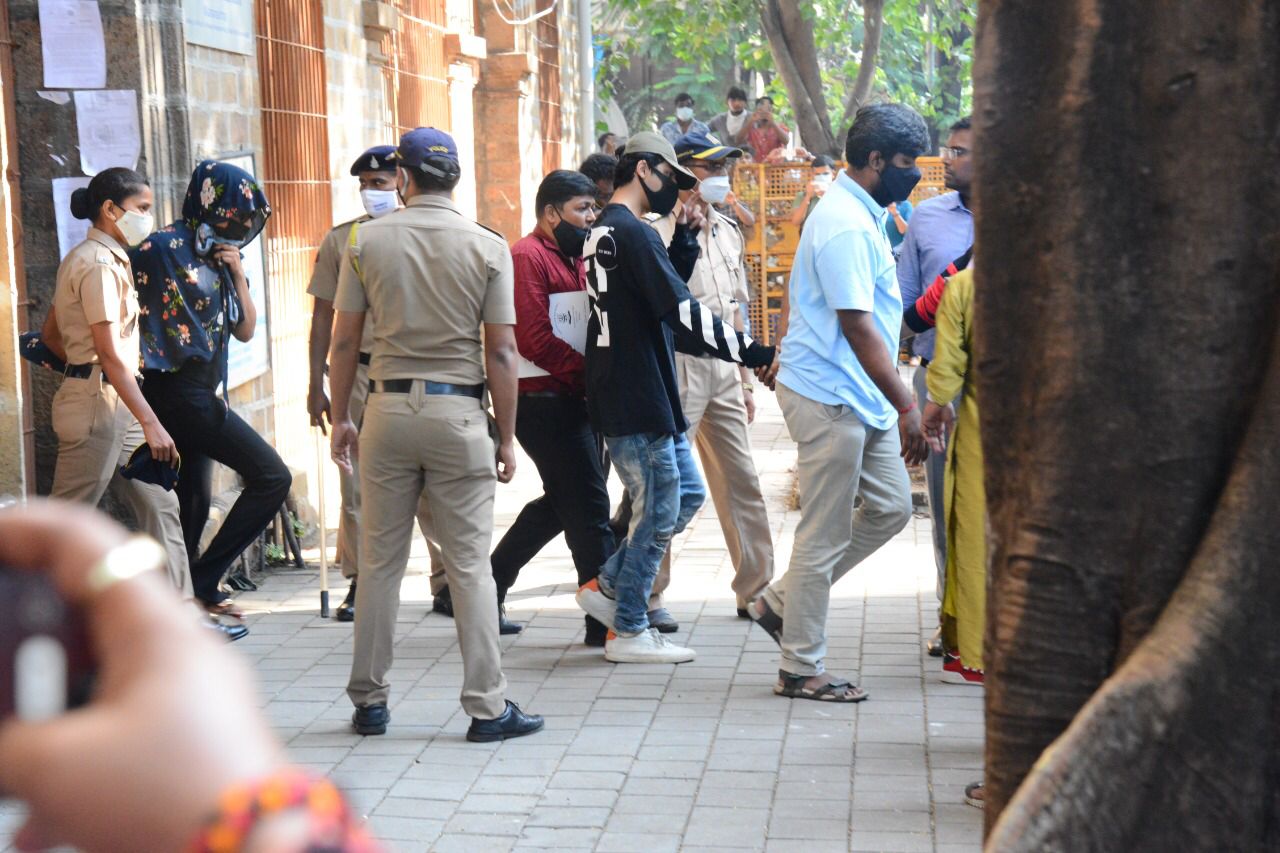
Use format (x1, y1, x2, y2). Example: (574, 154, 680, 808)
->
(490, 394, 614, 601)
(143, 368, 292, 603)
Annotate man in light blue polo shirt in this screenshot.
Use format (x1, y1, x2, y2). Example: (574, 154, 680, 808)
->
(749, 104, 931, 702)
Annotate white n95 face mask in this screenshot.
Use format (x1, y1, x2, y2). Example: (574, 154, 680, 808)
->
(115, 209, 155, 247)
(698, 175, 732, 204)
(675, 107, 694, 122)
(361, 188, 399, 219)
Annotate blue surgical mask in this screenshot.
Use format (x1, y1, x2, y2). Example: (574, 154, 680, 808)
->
(194, 222, 247, 257)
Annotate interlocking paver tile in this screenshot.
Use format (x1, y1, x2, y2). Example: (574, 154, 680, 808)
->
(181, 386, 987, 853)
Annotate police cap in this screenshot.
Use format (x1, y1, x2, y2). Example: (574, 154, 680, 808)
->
(349, 145, 397, 176)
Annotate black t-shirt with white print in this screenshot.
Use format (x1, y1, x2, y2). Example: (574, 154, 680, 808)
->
(584, 203, 774, 437)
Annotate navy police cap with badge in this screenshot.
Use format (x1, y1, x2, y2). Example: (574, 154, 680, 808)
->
(674, 130, 743, 162)
(349, 145, 397, 175)
(392, 127, 461, 179)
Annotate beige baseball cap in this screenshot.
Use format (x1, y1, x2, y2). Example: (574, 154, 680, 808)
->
(623, 131, 699, 190)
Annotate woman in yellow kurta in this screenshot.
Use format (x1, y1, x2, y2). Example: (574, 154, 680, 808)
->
(922, 268, 985, 685)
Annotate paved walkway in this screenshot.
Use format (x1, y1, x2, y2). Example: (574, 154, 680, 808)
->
(3, 386, 986, 852)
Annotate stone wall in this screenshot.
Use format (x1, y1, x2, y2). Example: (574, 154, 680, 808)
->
(321, 0, 390, 226)
(6, 0, 193, 496)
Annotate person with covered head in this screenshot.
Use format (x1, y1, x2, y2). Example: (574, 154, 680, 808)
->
(20, 168, 202, 625)
(130, 160, 291, 622)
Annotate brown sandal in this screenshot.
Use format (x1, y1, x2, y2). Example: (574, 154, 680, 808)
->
(203, 600, 245, 620)
(774, 671, 868, 703)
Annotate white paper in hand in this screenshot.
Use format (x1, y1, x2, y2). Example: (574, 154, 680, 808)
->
(516, 291, 591, 379)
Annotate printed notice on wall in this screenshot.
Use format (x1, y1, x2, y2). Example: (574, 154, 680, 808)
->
(38, 0, 107, 89)
(183, 0, 256, 56)
(516, 291, 591, 378)
(52, 176, 93, 258)
(74, 90, 141, 175)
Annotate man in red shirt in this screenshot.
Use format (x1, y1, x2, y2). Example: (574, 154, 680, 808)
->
(484, 170, 616, 645)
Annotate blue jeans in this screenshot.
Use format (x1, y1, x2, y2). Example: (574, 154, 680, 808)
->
(600, 432, 705, 633)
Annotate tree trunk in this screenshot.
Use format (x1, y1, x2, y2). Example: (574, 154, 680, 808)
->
(757, 0, 838, 154)
(973, 1, 1280, 849)
(840, 0, 884, 131)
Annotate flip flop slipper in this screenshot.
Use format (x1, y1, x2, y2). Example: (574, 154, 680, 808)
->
(774, 672, 868, 703)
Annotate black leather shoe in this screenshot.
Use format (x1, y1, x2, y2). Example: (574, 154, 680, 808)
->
(498, 605, 523, 635)
(466, 700, 544, 742)
(584, 615, 608, 647)
(352, 703, 390, 736)
(647, 607, 679, 633)
(432, 587, 454, 618)
(336, 581, 356, 623)
(203, 617, 249, 642)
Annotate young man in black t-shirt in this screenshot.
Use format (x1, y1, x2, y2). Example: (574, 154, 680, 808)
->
(575, 131, 775, 664)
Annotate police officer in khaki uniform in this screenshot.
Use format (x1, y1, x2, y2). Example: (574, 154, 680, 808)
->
(648, 131, 775, 619)
(37, 168, 206, 623)
(329, 128, 543, 741)
(307, 145, 445, 623)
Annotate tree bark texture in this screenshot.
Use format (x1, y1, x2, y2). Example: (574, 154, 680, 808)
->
(841, 0, 884, 129)
(757, 0, 837, 154)
(973, 1, 1280, 849)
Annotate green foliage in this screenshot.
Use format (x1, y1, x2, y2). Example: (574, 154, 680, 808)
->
(598, 0, 975, 140)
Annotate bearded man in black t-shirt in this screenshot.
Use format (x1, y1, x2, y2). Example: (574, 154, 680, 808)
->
(574, 131, 775, 665)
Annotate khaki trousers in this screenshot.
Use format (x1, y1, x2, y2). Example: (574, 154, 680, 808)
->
(347, 388, 506, 718)
(650, 355, 774, 609)
(762, 383, 913, 676)
(337, 364, 442, 582)
(49, 371, 193, 598)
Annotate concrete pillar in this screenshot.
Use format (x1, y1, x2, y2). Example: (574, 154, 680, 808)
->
(445, 31, 486, 221)
(474, 49, 536, 240)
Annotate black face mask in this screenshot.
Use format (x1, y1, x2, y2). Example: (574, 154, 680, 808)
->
(551, 214, 589, 257)
(872, 164, 922, 207)
(641, 166, 681, 217)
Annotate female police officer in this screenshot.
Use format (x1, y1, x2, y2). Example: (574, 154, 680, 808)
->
(36, 167, 195, 603)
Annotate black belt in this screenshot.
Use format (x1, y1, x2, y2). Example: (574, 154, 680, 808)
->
(63, 362, 97, 379)
(370, 379, 484, 398)
(358, 351, 371, 366)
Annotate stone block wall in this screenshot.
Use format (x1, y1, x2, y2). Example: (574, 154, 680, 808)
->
(322, 0, 390, 226)
(185, 44, 262, 163)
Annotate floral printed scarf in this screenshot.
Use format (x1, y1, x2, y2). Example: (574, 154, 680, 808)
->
(129, 160, 271, 377)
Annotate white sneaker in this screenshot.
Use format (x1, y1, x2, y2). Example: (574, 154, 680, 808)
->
(606, 628, 696, 664)
(576, 579, 617, 630)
